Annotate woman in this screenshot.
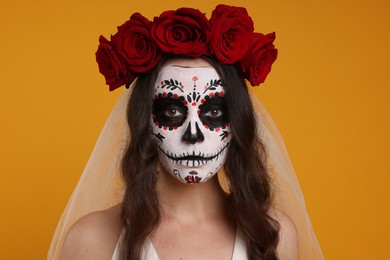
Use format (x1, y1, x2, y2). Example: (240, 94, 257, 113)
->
(49, 5, 323, 260)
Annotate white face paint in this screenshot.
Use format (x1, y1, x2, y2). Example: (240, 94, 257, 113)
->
(151, 64, 232, 184)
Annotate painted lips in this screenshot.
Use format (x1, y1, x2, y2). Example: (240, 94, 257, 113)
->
(158, 142, 230, 167)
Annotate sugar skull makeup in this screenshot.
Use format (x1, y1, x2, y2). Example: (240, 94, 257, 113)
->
(151, 64, 232, 184)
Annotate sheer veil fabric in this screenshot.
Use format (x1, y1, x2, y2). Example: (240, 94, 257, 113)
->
(48, 82, 324, 259)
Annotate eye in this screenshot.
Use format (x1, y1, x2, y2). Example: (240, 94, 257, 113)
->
(164, 108, 183, 118)
(205, 109, 223, 118)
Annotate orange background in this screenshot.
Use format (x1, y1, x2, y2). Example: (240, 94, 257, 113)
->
(1, 0, 389, 259)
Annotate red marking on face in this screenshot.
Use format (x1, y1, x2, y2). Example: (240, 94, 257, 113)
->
(185, 175, 201, 183)
(219, 91, 224, 97)
(182, 100, 188, 105)
(163, 126, 168, 130)
(173, 94, 178, 99)
(192, 102, 196, 106)
(152, 114, 156, 119)
(174, 126, 178, 130)
(197, 110, 200, 114)
(225, 122, 230, 127)
(209, 92, 215, 97)
(162, 92, 167, 97)
(155, 122, 159, 126)
(215, 128, 220, 132)
(160, 81, 163, 85)
(192, 76, 198, 81)
(200, 99, 205, 104)
(181, 85, 184, 89)
(205, 124, 209, 129)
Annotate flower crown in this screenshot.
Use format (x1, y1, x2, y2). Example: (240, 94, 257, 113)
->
(96, 4, 278, 91)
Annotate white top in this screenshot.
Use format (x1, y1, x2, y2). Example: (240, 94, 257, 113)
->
(111, 230, 248, 260)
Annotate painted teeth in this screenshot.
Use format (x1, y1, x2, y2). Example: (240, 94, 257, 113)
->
(158, 142, 230, 166)
(177, 160, 206, 167)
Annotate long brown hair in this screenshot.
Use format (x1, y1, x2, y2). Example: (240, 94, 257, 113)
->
(120, 56, 280, 259)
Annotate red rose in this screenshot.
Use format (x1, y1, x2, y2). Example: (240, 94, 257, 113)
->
(210, 4, 254, 64)
(111, 13, 162, 73)
(240, 32, 278, 86)
(151, 8, 210, 57)
(95, 36, 135, 91)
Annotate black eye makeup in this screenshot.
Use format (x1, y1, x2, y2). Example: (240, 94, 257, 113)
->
(153, 95, 188, 129)
(198, 96, 229, 130)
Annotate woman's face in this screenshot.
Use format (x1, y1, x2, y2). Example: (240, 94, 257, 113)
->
(151, 58, 232, 184)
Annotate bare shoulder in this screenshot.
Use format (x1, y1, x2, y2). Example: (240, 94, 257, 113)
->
(60, 204, 122, 260)
(269, 208, 299, 260)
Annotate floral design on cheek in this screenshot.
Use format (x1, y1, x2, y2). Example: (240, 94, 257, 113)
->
(152, 132, 165, 143)
(219, 130, 230, 142)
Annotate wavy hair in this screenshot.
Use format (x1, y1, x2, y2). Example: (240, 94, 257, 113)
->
(120, 56, 280, 259)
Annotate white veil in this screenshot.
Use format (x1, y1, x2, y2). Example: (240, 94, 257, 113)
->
(48, 82, 324, 259)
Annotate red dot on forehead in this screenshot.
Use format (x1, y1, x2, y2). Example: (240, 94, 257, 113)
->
(192, 102, 196, 106)
(192, 76, 198, 81)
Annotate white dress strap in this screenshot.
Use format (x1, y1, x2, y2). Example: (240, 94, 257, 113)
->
(232, 230, 248, 260)
(111, 231, 123, 260)
(111, 232, 159, 260)
(143, 237, 160, 260)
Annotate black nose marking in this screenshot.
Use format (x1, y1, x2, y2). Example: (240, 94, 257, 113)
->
(182, 122, 204, 144)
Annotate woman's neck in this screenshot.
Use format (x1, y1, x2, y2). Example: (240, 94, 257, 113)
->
(156, 167, 228, 223)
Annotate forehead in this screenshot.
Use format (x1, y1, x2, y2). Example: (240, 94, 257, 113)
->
(155, 65, 221, 93)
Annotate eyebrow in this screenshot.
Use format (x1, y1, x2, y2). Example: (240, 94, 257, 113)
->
(159, 78, 185, 93)
(202, 79, 223, 94)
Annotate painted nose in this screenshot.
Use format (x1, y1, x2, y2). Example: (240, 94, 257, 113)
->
(182, 122, 204, 144)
